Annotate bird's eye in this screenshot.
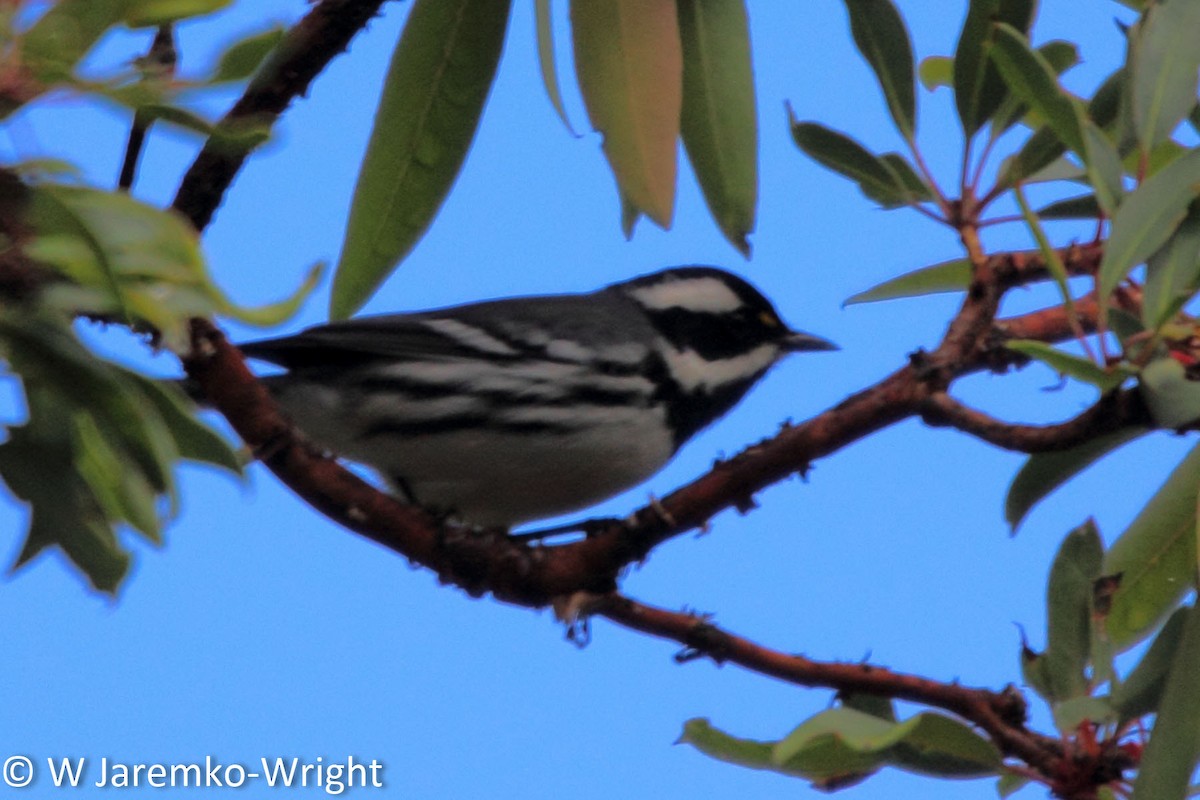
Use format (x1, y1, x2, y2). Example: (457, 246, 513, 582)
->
(758, 311, 781, 328)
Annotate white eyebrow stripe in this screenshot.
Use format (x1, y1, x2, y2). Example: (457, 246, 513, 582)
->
(627, 277, 744, 313)
(423, 318, 520, 355)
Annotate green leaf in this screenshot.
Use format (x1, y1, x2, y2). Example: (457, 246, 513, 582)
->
(1140, 356, 1200, 430)
(844, 258, 970, 305)
(121, 371, 243, 475)
(678, 719, 811, 778)
(990, 40, 1081, 137)
(918, 55, 951, 91)
(24, 183, 312, 348)
(1103, 441, 1200, 650)
(19, 0, 131, 87)
(1052, 695, 1116, 733)
(207, 27, 286, 84)
(1013, 185, 1083, 319)
(1005, 340, 1134, 392)
(677, 0, 757, 257)
(123, 0, 232, 27)
(1036, 194, 1102, 220)
(332, 0, 511, 319)
(1111, 606, 1190, 722)
(1128, 0, 1200, 156)
(997, 127, 1073, 188)
(533, 0, 579, 136)
(843, 0, 916, 140)
(777, 708, 1001, 779)
(1099, 148, 1200, 309)
(788, 117, 923, 208)
(1005, 427, 1149, 531)
(0, 393, 132, 594)
(1037, 521, 1105, 704)
(572, 0, 681, 230)
(1082, 122, 1124, 216)
(1144, 200, 1200, 330)
(880, 153, 934, 202)
(997, 772, 1031, 798)
(1130, 601, 1200, 800)
(953, 0, 1036, 136)
(989, 23, 1085, 158)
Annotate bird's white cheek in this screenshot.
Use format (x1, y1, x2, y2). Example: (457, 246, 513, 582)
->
(661, 343, 779, 393)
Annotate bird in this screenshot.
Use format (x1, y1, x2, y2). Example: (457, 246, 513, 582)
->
(236, 266, 836, 529)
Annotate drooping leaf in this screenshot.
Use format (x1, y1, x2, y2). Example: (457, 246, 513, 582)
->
(332, 0, 511, 319)
(1143, 200, 1200, 330)
(843, 0, 916, 140)
(788, 117, 923, 209)
(1129, 601, 1200, 800)
(677, 0, 757, 257)
(1128, 0, 1200, 156)
(572, 0, 681, 230)
(1005, 427, 1149, 531)
(952, 0, 1036, 136)
(844, 258, 970, 305)
(24, 183, 315, 347)
(1103, 441, 1200, 650)
(1111, 606, 1190, 722)
(678, 719, 811, 778)
(1099, 148, 1200, 309)
(1005, 340, 1134, 392)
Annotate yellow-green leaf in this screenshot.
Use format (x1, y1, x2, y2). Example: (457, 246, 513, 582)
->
(844, 258, 970, 305)
(572, 0, 681, 229)
(534, 0, 578, 136)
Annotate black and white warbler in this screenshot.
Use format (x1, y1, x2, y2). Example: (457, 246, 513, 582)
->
(237, 266, 836, 528)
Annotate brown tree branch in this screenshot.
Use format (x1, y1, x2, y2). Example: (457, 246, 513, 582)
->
(171, 0, 392, 230)
(920, 389, 1151, 453)
(160, 6, 1152, 792)
(162, 0, 1145, 611)
(595, 593, 1068, 776)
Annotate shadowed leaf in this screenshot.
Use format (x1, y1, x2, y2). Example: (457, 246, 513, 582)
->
(678, 0, 757, 256)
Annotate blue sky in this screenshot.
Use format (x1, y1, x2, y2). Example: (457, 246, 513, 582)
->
(2, 2, 1180, 798)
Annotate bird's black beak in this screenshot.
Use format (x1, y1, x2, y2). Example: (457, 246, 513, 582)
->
(783, 330, 839, 352)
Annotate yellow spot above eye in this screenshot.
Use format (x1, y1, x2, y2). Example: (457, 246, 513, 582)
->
(759, 311, 781, 328)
